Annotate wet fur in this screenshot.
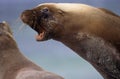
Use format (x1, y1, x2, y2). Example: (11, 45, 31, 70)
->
(60, 32, 120, 79)
(21, 3, 120, 79)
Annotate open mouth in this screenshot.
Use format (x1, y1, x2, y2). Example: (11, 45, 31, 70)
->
(33, 25, 47, 41)
(21, 9, 54, 41)
(21, 11, 47, 41)
(26, 22, 48, 41)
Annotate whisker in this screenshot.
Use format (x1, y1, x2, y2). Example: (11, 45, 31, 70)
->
(18, 23, 26, 32)
(12, 17, 27, 33)
(15, 17, 21, 23)
(11, 17, 22, 29)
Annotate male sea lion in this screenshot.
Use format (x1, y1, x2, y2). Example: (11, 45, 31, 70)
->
(21, 3, 120, 79)
(0, 21, 63, 79)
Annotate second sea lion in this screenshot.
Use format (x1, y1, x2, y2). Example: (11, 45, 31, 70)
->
(0, 21, 63, 79)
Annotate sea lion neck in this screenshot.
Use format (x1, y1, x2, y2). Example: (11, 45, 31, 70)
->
(0, 21, 17, 50)
(0, 35, 18, 50)
(0, 22, 22, 76)
(56, 32, 120, 79)
(0, 48, 24, 79)
(55, 33, 88, 59)
(0, 39, 22, 68)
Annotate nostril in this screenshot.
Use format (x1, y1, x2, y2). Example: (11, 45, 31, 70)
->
(21, 10, 35, 24)
(21, 14, 28, 23)
(21, 11, 31, 23)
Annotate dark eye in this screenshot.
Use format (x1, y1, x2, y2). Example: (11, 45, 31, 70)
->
(41, 7, 49, 14)
(41, 7, 50, 18)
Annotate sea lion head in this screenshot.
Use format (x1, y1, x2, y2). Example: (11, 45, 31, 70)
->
(21, 3, 65, 41)
(0, 21, 13, 36)
(0, 21, 17, 50)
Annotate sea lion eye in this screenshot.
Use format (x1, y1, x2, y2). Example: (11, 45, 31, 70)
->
(41, 7, 49, 14)
(41, 7, 50, 18)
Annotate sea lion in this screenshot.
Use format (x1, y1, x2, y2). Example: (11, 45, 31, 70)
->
(0, 21, 63, 79)
(21, 3, 120, 79)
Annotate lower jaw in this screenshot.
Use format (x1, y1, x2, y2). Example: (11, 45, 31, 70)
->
(35, 31, 45, 41)
(35, 35, 44, 41)
(35, 34, 50, 41)
(35, 30, 53, 41)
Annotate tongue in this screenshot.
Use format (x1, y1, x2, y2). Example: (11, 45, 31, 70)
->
(35, 31, 45, 41)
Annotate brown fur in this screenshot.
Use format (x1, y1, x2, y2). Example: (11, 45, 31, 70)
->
(21, 3, 120, 79)
(0, 22, 63, 79)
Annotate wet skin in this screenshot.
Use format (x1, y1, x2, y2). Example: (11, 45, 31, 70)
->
(21, 3, 120, 79)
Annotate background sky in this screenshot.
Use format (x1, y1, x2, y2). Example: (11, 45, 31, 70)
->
(0, 0, 120, 79)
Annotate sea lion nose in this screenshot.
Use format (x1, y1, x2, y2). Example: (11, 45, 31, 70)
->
(0, 21, 7, 28)
(21, 10, 33, 24)
(0, 21, 12, 35)
(20, 10, 29, 23)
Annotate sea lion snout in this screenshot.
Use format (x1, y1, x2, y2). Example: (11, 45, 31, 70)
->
(21, 10, 36, 26)
(0, 21, 8, 31)
(21, 8, 51, 26)
(0, 21, 12, 35)
(21, 6, 60, 41)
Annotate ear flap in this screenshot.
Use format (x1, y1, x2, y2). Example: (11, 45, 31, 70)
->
(57, 9, 65, 16)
